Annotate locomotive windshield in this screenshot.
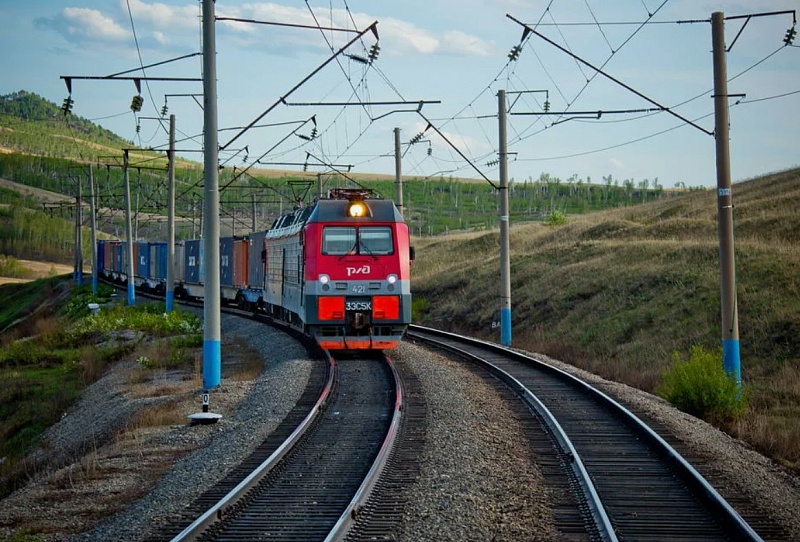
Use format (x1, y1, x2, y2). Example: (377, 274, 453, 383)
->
(322, 226, 394, 255)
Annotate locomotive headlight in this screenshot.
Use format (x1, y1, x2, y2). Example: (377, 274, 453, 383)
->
(387, 274, 397, 284)
(319, 274, 330, 291)
(347, 201, 367, 218)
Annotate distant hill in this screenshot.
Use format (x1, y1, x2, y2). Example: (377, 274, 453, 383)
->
(0, 89, 696, 244)
(0, 90, 135, 160)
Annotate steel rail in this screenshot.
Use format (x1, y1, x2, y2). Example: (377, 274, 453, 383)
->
(169, 351, 336, 542)
(324, 354, 405, 541)
(407, 326, 616, 542)
(408, 324, 764, 542)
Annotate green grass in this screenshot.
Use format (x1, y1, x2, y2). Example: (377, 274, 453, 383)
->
(0, 281, 202, 498)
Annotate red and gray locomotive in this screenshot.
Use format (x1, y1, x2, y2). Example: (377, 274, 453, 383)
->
(97, 188, 413, 350)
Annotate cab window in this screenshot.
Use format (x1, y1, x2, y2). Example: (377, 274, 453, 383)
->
(322, 226, 394, 255)
(322, 227, 356, 255)
(359, 227, 393, 255)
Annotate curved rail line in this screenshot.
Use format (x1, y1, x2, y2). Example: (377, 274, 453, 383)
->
(162, 353, 401, 542)
(407, 324, 765, 542)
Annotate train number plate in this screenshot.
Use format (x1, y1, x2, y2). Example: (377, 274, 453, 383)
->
(346, 300, 372, 311)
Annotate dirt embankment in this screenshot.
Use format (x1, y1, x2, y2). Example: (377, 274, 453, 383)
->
(0, 259, 73, 286)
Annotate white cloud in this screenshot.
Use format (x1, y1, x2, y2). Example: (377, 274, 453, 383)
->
(38, 7, 130, 44)
(609, 157, 625, 170)
(123, 0, 199, 31)
(441, 30, 495, 56)
(205, 2, 492, 57)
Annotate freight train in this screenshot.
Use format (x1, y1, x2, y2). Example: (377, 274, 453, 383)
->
(97, 188, 414, 350)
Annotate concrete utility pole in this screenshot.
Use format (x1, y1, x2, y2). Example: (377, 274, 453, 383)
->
(166, 114, 176, 312)
(75, 175, 83, 286)
(394, 127, 403, 218)
(123, 150, 136, 306)
(198, 0, 222, 421)
(498, 90, 512, 346)
(712, 11, 741, 387)
(251, 193, 257, 232)
(88, 164, 98, 295)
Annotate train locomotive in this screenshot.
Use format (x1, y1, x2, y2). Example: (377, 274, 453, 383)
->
(97, 188, 413, 350)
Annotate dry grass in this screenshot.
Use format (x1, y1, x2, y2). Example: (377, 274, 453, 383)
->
(412, 167, 800, 472)
(126, 399, 189, 431)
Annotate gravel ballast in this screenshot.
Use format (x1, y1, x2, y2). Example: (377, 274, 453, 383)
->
(1, 322, 799, 541)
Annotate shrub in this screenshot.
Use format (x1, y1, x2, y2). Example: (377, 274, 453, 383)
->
(657, 345, 747, 421)
(545, 209, 567, 226)
(412, 296, 429, 322)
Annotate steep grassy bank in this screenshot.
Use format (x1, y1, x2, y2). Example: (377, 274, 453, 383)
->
(411, 167, 800, 471)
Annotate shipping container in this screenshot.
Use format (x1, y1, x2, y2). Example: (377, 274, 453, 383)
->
(114, 242, 125, 274)
(248, 231, 267, 290)
(184, 239, 204, 284)
(134, 241, 149, 279)
(96, 240, 106, 276)
(149, 242, 168, 281)
(233, 238, 249, 287)
(173, 241, 185, 284)
(220, 236, 235, 287)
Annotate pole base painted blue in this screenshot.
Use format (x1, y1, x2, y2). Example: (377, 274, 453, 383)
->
(500, 307, 512, 346)
(722, 338, 741, 388)
(127, 282, 136, 306)
(92, 276, 98, 296)
(165, 290, 174, 313)
(203, 339, 221, 390)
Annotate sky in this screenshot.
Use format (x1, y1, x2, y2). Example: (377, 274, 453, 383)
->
(0, 0, 798, 188)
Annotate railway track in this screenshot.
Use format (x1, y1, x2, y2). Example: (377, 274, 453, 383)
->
(142, 349, 403, 542)
(407, 324, 766, 542)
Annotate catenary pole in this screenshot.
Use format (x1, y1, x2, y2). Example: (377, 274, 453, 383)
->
(202, 0, 222, 398)
(166, 114, 176, 312)
(123, 150, 136, 306)
(75, 174, 83, 286)
(712, 12, 741, 387)
(394, 127, 403, 218)
(251, 193, 257, 232)
(498, 90, 512, 346)
(88, 164, 98, 295)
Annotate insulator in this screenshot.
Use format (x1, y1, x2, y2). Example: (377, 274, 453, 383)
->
(310, 127, 318, 139)
(136, 123, 141, 134)
(368, 43, 381, 62)
(61, 96, 74, 116)
(487, 159, 499, 167)
(544, 100, 550, 112)
(410, 132, 425, 144)
(161, 104, 168, 116)
(346, 54, 369, 64)
(130, 95, 144, 112)
(785, 26, 797, 46)
(243, 154, 248, 163)
(303, 162, 308, 172)
(427, 146, 432, 156)
(508, 45, 522, 61)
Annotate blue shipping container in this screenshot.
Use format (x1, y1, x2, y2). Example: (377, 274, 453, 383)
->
(135, 241, 150, 278)
(149, 242, 168, 280)
(220, 236, 235, 287)
(184, 239, 204, 284)
(97, 240, 106, 275)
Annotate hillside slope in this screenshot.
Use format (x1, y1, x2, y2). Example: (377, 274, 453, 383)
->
(412, 167, 800, 470)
